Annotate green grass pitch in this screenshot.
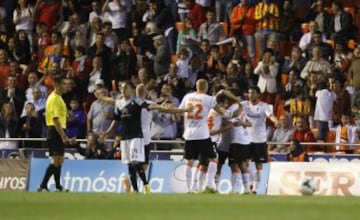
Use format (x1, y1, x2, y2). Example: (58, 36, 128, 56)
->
(1, 192, 359, 220)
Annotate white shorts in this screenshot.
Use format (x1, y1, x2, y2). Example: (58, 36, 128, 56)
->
(120, 138, 145, 164)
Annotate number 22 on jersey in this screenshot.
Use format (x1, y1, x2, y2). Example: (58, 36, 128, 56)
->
(187, 103, 203, 120)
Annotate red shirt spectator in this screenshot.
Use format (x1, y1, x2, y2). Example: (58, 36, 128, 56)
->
(230, 0, 256, 36)
(33, 0, 63, 30)
(291, 116, 319, 152)
(0, 49, 11, 89)
(184, 0, 206, 32)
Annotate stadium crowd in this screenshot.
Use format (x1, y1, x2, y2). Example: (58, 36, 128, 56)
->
(0, 0, 360, 159)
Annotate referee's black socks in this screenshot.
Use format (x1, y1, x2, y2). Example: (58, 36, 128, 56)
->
(40, 164, 56, 188)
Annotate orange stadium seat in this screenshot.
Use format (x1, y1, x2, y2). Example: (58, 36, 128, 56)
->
(171, 54, 178, 63)
(176, 22, 184, 32)
(326, 39, 335, 48)
(220, 22, 228, 35)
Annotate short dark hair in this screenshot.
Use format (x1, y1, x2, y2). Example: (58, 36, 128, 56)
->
(52, 72, 66, 85)
(248, 86, 261, 94)
(123, 80, 136, 90)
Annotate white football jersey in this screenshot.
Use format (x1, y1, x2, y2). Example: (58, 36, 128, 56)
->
(240, 101, 273, 143)
(229, 103, 252, 145)
(141, 100, 154, 145)
(208, 109, 223, 143)
(179, 92, 216, 140)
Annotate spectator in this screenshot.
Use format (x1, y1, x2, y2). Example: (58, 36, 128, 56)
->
(300, 46, 333, 83)
(330, 0, 355, 41)
(133, 21, 157, 56)
(102, 0, 129, 40)
(291, 116, 318, 152)
(0, 100, 19, 150)
(176, 17, 197, 54)
(305, 31, 333, 61)
(349, 47, 360, 118)
(329, 113, 360, 153)
(19, 101, 44, 148)
(88, 0, 103, 23)
(33, 0, 63, 31)
(254, 49, 279, 105)
(0, 49, 11, 89)
(299, 21, 325, 52)
(254, 0, 279, 55)
(101, 21, 118, 51)
(13, 0, 34, 52)
(269, 113, 295, 153)
(278, 0, 300, 42)
(145, 34, 170, 77)
(88, 32, 112, 88)
(286, 139, 309, 162)
(61, 12, 88, 49)
(66, 97, 86, 139)
(183, 0, 206, 32)
(197, 9, 226, 44)
(88, 16, 103, 47)
(333, 39, 352, 75)
(34, 22, 51, 63)
(313, 0, 332, 39)
(13, 30, 31, 65)
(111, 38, 137, 82)
(230, 0, 256, 63)
(0, 74, 25, 117)
(331, 77, 351, 126)
(176, 46, 193, 79)
(150, 0, 178, 55)
(87, 87, 114, 137)
(21, 87, 46, 117)
(70, 46, 92, 101)
(314, 81, 337, 141)
(282, 46, 306, 74)
(205, 45, 227, 75)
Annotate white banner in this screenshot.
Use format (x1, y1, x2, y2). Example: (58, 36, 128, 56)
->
(267, 162, 360, 196)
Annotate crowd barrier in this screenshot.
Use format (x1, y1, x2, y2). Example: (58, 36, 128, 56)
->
(1, 138, 360, 195)
(2, 158, 360, 195)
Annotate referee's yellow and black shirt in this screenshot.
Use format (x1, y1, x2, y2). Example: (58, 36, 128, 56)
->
(45, 91, 67, 129)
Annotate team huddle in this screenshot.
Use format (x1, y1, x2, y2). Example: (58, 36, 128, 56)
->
(38, 77, 278, 194)
(180, 79, 278, 194)
(107, 78, 278, 194)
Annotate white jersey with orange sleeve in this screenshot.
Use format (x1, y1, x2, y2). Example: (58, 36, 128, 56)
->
(228, 103, 252, 145)
(208, 109, 223, 143)
(179, 92, 217, 140)
(240, 100, 273, 143)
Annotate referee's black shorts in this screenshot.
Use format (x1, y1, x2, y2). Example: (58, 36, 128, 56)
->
(47, 127, 65, 156)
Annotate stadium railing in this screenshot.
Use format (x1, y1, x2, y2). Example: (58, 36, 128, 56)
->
(1, 138, 360, 157)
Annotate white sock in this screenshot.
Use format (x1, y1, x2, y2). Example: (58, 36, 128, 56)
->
(191, 168, 199, 192)
(198, 171, 206, 192)
(253, 171, 261, 193)
(231, 172, 241, 193)
(214, 173, 220, 190)
(185, 166, 192, 192)
(241, 173, 251, 193)
(206, 161, 217, 189)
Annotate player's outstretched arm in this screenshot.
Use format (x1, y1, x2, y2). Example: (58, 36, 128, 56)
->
(148, 103, 193, 113)
(95, 89, 116, 105)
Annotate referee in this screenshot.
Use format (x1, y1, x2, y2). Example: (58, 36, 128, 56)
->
(38, 73, 69, 192)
